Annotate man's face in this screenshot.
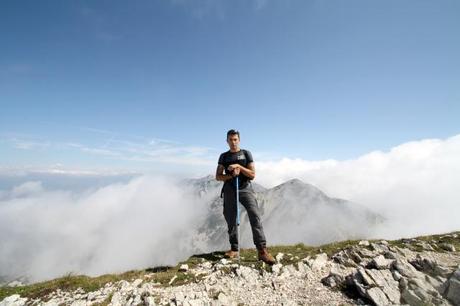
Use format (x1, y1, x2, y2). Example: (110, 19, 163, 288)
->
(227, 134, 240, 150)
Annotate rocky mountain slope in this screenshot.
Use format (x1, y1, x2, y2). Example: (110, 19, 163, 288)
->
(1, 231, 459, 306)
(182, 175, 385, 253)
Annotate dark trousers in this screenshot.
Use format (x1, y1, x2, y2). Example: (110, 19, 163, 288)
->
(222, 182, 267, 251)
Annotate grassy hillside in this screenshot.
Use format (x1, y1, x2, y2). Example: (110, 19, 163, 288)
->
(1, 230, 459, 303)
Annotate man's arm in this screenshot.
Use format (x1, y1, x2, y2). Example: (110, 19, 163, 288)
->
(215, 164, 233, 182)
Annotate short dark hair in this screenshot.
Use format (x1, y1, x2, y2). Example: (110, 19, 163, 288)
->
(227, 129, 240, 139)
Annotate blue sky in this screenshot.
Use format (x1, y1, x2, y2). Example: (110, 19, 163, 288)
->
(1, 0, 459, 176)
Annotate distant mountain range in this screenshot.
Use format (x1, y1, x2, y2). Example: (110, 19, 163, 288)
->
(180, 175, 385, 253)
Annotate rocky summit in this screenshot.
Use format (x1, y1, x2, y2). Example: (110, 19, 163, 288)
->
(1, 231, 459, 306)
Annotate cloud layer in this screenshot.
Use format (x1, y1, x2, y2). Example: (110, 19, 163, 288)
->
(1, 134, 459, 284)
(0, 175, 209, 284)
(256, 134, 460, 238)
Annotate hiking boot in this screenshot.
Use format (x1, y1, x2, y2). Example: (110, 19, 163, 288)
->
(258, 247, 276, 265)
(224, 249, 239, 259)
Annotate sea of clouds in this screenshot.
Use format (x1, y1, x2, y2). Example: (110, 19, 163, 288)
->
(1, 134, 459, 284)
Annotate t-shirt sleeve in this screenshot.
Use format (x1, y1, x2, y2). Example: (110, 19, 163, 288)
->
(245, 150, 254, 163)
(218, 153, 224, 165)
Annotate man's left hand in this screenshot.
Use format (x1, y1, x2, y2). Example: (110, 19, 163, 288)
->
(227, 164, 240, 171)
(227, 164, 241, 176)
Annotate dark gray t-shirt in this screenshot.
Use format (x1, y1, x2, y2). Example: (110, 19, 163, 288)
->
(218, 149, 254, 191)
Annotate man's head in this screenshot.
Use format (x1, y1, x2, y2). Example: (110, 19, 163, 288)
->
(226, 129, 240, 151)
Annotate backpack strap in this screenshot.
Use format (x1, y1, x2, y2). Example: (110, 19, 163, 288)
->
(242, 149, 253, 187)
(242, 149, 251, 166)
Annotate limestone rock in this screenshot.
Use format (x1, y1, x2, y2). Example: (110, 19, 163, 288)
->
(440, 243, 456, 252)
(275, 252, 284, 263)
(310, 253, 328, 271)
(179, 264, 189, 272)
(0, 294, 27, 306)
(369, 255, 395, 270)
(445, 266, 460, 305)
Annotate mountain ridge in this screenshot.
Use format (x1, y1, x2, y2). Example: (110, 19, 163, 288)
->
(186, 174, 385, 251)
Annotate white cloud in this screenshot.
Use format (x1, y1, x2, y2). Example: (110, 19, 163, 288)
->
(168, 0, 272, 19)
(11, 181, 44, 197)
(1, 131, 218, 168)
(0, 165, 138, 178)
(255, 134, 460, 239)
(8, 137, 50, 150)
(66, 142, 122, 157)
(2, 133, 459, 285)
(0, 175, 209, 284)
(74, 139, 217, 166)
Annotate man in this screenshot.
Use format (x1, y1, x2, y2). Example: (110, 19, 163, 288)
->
(215, 129, 276, 265)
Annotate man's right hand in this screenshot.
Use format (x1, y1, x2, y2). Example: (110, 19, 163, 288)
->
(231, 167, 241, 177)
